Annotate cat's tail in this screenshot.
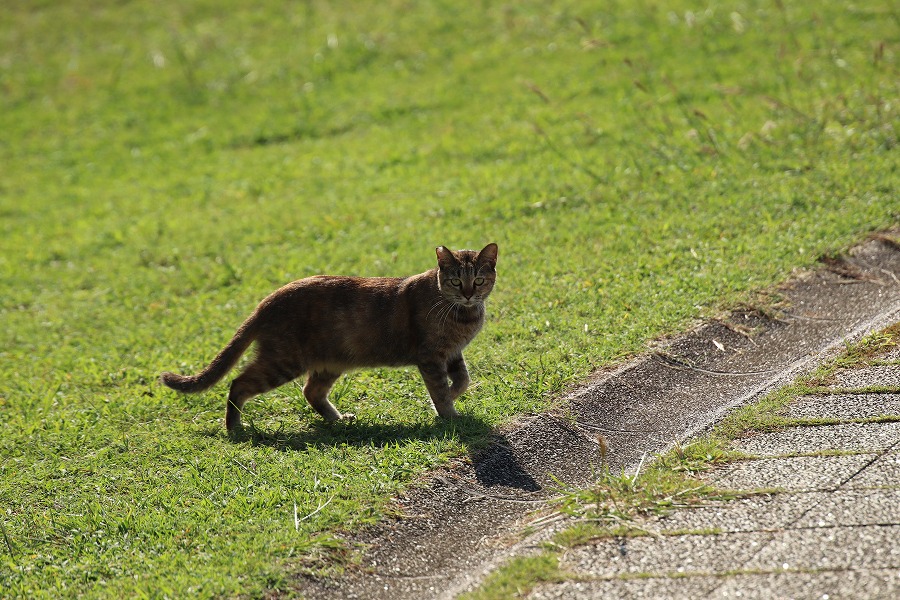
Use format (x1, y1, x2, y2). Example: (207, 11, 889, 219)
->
(160, 320, 257, 394)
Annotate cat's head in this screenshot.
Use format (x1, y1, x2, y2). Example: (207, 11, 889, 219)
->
(435, 243, 498, 307)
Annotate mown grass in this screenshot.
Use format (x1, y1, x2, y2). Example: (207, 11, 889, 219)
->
(1, 0, 897, 597)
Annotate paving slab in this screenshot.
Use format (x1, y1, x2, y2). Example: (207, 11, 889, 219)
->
(786, 393, 900, 419)
(746, 525, 900, 571)
(795, 488, 900, 527)
(560, 531, 773, 578)
(648, 492, 827, 534)
(843, 449, 900, 489)
(732, 421, 900, 456)
(529, 576, 722, 600)
(533, 568, 900, 600)
(709, 454, 876, 492)
(832, 365, 900, 389)
(708, 568, 900, 599)
(882, 345, 900, 361)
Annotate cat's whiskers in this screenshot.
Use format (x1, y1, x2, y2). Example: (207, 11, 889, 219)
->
(437, 301, 456, 332)
(426, 298, 450, 323)
(444, 299, 465, 331)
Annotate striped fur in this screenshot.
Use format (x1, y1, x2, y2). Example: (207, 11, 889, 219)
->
(160, 243, 498, 431)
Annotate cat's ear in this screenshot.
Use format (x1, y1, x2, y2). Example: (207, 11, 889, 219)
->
(436, 245, 458, 268)
(477, 243, 498, 267)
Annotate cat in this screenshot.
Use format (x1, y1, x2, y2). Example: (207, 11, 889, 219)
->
(160, 243, 498, 432)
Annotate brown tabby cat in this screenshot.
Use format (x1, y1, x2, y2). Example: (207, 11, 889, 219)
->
(160, 243, 498, 431)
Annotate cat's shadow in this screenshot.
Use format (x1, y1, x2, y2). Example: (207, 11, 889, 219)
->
(222, 413, 493, 451)
(199, 413, 540, 492)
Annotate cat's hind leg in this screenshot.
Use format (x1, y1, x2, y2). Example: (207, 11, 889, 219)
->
(303, 369, 346, 422)
(226, 356, 301, 432)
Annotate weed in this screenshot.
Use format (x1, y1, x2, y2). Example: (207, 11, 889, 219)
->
(459, 553, 568, 600)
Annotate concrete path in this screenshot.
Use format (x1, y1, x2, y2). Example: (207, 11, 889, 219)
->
(530, 346, 900, 599)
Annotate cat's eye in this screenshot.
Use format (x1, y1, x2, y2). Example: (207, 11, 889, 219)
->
(474, 277, 485, 286)
(450, 278, 462, 287)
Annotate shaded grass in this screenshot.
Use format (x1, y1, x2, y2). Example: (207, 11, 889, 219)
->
(1, 0, 898, 596)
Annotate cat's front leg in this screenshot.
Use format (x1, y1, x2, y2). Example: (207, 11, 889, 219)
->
(417, 361, 459, 419)
(447, 354, 470, 401)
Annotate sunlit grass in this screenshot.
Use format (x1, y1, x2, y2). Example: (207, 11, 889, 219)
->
(1, 0, 897, 596)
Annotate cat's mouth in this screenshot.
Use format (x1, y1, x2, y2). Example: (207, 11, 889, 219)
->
(443, 294, 480, 308)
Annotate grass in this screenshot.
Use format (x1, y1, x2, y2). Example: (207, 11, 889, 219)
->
(1, 0, 897, 597)
(468, 322, 900, 599)
(459, 553, 569, 600)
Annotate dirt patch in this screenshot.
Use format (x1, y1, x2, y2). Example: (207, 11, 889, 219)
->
(292, 235, 900, 599)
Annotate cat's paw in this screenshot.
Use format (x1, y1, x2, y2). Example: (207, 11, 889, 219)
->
(436, 407, 460, 420)
(338, 412, 357, 422)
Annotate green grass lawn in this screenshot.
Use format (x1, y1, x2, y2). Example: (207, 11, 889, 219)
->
(1, 0, 896, 596)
